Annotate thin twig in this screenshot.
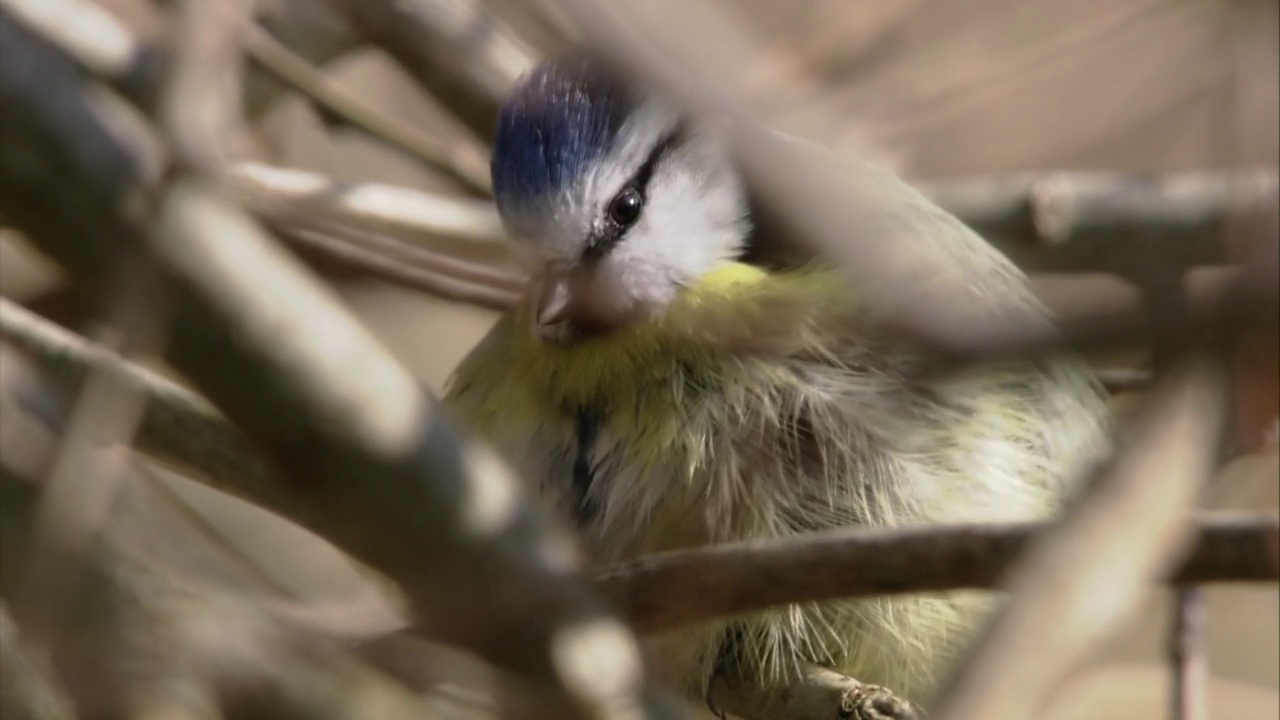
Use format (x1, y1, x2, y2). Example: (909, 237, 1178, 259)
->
(550, 0, 1279, 363)
(0, 298, 273, 502)
(0, 343, 463, 720)
(3, 297, 1276, 631)
(278, 220, 519, 287)
(322, 0, 536, 139)
(2, 0, 492, 195)
(244, 25, 493, 194)
(228, 161, 505, 241)
(0, 602, 78, 720)
(248, 0, 361, 113)
(13, 267, 170, 648)
(159, 0, 253, 174)
(1095, 367, 1153, 393)
(274, 224, 519, 309)
(931, 355, 1228, 720)
(1170, 587, 1209, 720)
(928, 169, 1278, 273)
(0, 15, 673, 719)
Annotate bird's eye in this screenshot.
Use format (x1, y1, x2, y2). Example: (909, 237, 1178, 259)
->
(607, 186, 644, 227)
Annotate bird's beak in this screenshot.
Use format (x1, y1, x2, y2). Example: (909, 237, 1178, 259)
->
(534, 262, 576, 328)
(528, 261, 638, 341)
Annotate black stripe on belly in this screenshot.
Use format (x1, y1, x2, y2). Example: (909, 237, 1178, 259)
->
(573, 405, 603, 523)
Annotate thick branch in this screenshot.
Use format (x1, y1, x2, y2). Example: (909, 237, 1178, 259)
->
(0, 14, 672, 720)
(4, 298, 1275, 634)
(597, 513, 1277, 634)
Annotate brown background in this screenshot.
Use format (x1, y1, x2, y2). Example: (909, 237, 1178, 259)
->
(1, 1, 1275, 718)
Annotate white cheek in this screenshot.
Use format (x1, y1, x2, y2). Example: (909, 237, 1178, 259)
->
(607, 164, 748, 308)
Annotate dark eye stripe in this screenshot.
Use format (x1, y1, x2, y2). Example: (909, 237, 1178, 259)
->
(582, 126, 686, 261)
(630, 127, 684, 197)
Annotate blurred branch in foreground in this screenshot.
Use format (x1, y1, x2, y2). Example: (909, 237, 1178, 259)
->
(3, 296, 1276, 632)
(229, 162, 506, 240)
(0, 8, 677, 719)
(932, 355, 1228, 718)
(1170, 587, 1210, 720)
(244, 24, 494, 193)
(320, 0, 536, 139)
(0, 343, 461, 720)
(551, 0, 1278, 365)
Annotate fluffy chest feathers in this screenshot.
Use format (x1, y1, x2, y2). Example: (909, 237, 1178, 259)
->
(444, 264, 866, 545)
(444, 259, 1109, 696)
(443, 261, 1102, 562)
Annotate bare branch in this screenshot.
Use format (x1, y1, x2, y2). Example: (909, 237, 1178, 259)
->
(160, 0, 253, 173)
(0, 298, 273, 503)
(0, 602, 77, 720)
(243, 25, 493, 193)
(597, 512, 1277, 635)
(322, 0, 536, 139)
(931, 355, 1228, 719)
(4, 295, 1277, 646)
(12, 269, 170, 647)
(236, 163, 1278, 266)
(0, 14, 675, 719)
(927, 168, 1278, 273)
(0, 343, 468, 720)
(248, 0, 361, 113)
(269, 224, 519, 309)
(1169, 587, 1209, 720)
(548, 0, 1279, 363)
(228, 162, 505, 242)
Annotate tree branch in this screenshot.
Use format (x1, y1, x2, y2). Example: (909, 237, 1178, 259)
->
(243, 25, 493, 194)
(0, 602, 77, 720)
(0, 12, 675, 719)
(931, 355, 1228, 719)
(1169, 587, 1209, 720)
(267, 223, 519, 309)
(3, 296, 1275, 636)
(228, 161, 505, 241)
(929, 169, 1278, 273)
(321, 0, 536, 139)
(598, 512, 1277, 635)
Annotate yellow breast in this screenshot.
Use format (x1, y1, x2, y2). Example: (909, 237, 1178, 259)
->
(444, 261, 854, 472)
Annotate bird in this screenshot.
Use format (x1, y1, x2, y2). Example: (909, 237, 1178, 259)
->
(443, 51, 1111, 712)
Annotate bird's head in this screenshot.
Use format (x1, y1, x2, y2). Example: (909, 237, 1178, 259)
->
(491, 53, 751, 343)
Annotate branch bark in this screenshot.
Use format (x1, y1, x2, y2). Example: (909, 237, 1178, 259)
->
(597, 512, 1278, 636)
(0, 12, 675, 719)
(3, 297, 1276, 640)
(321, 0, 536, 139)
(930, 355, 1228, 719)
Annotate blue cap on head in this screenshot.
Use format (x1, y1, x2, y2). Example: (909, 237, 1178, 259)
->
(491, 54, 637, 212)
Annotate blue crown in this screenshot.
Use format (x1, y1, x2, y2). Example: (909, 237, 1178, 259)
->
(491, 54, 636, 211)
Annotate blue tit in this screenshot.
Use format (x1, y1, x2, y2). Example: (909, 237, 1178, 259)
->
(444, 52, 1111, 709)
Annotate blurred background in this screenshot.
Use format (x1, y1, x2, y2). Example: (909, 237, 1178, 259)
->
(0, 1, 1276, 718)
